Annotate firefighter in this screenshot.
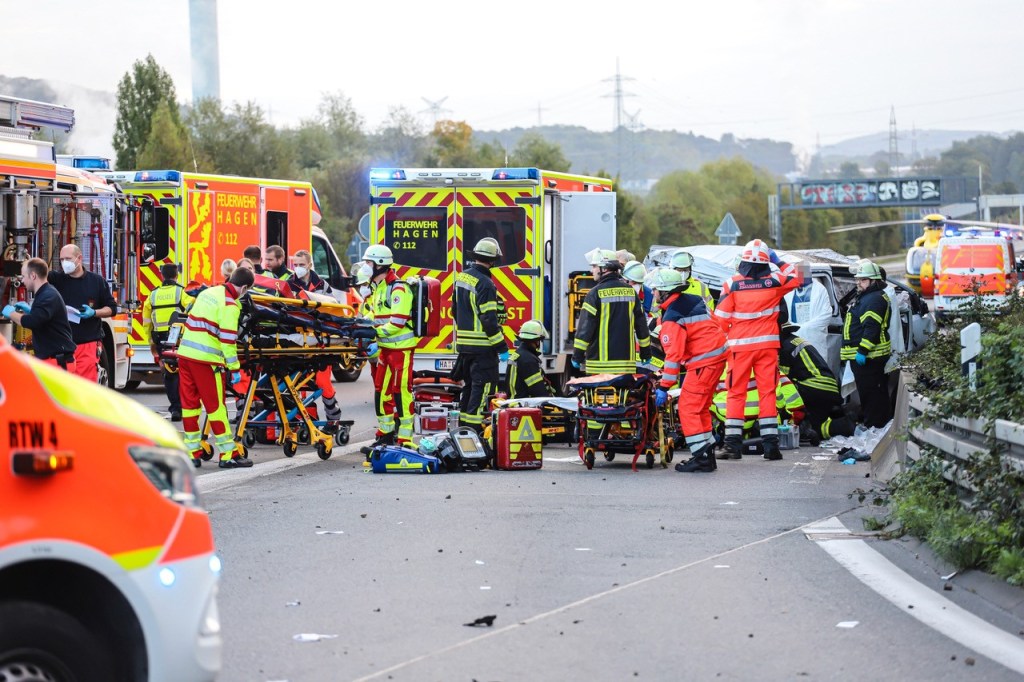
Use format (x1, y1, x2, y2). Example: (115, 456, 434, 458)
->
(842, 260, 893, 428)
(573, 249, 651, 375)
(779, 308, 854, 444)
(48, 244, 118, 383)
(243, 245, 265, 275)
(178, 267, 255, 469)
(622, 260, 653, 316)
(2, 258, 77, 372)
(263, 245, 293, 280)
(288, 250, 342, 423)
(714, 239, 801, 460)
(143, 263, 193, 422)
(364, 244, 417, 446)
(671, 251, 715, 311)
(453, 237, 509, 434)
(509, 320, 555, 399)
(650, 268, 728, 473)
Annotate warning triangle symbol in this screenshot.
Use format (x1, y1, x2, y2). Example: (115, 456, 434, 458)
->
(518, 418, 537, 442)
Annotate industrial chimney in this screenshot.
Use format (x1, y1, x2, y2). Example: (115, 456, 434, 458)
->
(188, 0, 221, 102)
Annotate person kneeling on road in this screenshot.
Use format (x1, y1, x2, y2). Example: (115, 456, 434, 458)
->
(509, 320, 557, 399)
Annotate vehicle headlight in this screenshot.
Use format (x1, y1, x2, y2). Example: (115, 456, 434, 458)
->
(129, 446, 200, 507)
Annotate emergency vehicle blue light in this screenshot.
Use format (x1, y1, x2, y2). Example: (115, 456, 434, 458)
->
(135, 170, 181, 183)
(492, 168, 540, 181)
(370, 169, 406, 181)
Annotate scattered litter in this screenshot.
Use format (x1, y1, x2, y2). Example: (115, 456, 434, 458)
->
(793, 461, 810, 466)
(943, 582, 954, 591)
(821, 423, 890, 458)
(464, 615, 497, 627)
(315, 530, 344, 535)
(836, 621, 859, 628)
(574, 548, 592, 551)
(720, 501, 739, 506)
(837, 447, 870, 462)
(941, 570, 958, 581)
(841, 458, 856, 465)
(480, 586, 492, 590)
(285, 601, 301, 607)
(965, 657, 976, 666)
(360, 513, 367, 518)
(812, 455, 832, 461)
(293, 633, 338, 642)
(713, 565, 730, 569)
(475, 560, 486, 565)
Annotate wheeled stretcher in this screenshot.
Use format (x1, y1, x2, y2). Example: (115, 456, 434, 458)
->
(566, 373, 662, 472)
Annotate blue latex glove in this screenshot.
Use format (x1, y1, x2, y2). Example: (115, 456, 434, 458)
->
(768, 249, 782, 266)
(79, 305, 96, 319)
(571, 358, 581, 370)
(1, 304, 15, 319)
(13, 301, 31, 314)
(230, 371, 242, 385)
(367, 342, 379, 359)
(855, 352, 867, 366)
(498, 350, 510, 363)
(655, 388, 668, 407)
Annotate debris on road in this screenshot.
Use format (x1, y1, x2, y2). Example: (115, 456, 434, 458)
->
(292, 633, 338, 642)
(464, 615, 497, 627)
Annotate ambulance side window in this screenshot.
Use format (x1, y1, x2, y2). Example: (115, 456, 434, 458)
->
(383, 207, 447, 270)
(462, 207, 526, 267)
(140, 204, 170, 263)
(312, 235, 342, 287)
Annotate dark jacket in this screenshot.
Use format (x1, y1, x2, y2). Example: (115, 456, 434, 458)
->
(780, 331, 841, 397)
(48, 269, 117, 344)
(20, 283, 76, 360)
(454, 262, 506, 354)
(509, 340, 552, 399)
(572, 272, 651, 374)
(842, 284, 891, 361)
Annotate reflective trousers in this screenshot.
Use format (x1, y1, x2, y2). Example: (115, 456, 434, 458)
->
(179, 357, 235, 461)
(315, 366, 341, 421)
(72, 340, 99, 383)
(458, 352, 498, 431)
(726, 350, 779, 444)
(678, 360, 725, 451)
(374, 348, 413, 443)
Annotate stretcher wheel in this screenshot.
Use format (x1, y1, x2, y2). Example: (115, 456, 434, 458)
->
(283, 439, 298, 457)
(337, 429, 350, 445)
(584, 448, 595, 470)
(316, 441, 332, 460)
(236, 443, 249, 459)
(242, 429, 256, 448)
(645, 451, 656, 469)
(199, 441, 215, 462)
(665, 446, 674, 464)
(297, 425, 311, 445)
(603, 452, 615, 462)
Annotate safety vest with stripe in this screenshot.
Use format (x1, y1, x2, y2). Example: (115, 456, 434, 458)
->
(177, 284, 242, 370)
(370, 270, 417, 350)
(715, 262, 800, 352)
(508, 340, 552, 399)
(454, 263, 505, 353)
(573, 272, 652, 374)
(684, 277, 715, 312)
(143, 281, 192, 342)
(780, 332, 840, 395)
(657, 290, 728, 389)
(841, 286, 891, 361)
(711, 369, 805, 425)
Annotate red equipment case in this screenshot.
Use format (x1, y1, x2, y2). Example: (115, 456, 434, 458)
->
(493, 407, 543, 470)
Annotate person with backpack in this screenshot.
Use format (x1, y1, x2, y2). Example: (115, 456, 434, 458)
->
(364, 244, 417, 447)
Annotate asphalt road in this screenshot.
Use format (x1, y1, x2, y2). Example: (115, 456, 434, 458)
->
(124, 377, 1024, 681)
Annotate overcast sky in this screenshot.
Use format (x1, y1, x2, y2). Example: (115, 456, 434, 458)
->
(3, 0, 1023, 158)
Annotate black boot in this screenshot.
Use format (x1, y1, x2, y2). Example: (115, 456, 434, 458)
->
(676, 443, 716, 473)
(718, 437, 742, 460)
(763, 439, 782, 461)
(361, 432, 396, 456)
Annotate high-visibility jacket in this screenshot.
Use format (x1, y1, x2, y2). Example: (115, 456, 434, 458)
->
(143, 280, 193, 343)
(658, 291, 727, 389)
(842, 285, 891, 361)
(711, 369, 804, 426)
(508, 340, 553, 399)
(370, 270, 417, 350)
(454, 263, 505, 353)
(177, 283, 242, 370)
(685, 277, 715, 312)
(573, 272, 651, 374)
(780, 332, 840, 396)
(715, 262, 800, 352)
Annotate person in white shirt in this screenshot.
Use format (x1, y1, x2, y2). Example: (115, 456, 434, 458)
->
(782, 278, 832, 357)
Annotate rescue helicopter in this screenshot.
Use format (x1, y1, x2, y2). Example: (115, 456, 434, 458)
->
(828, 213, 1024, 297)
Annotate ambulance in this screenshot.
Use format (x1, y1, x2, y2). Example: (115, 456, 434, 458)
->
(368, 167, 616, 378)
(98, 169, 363, 386)
(1, 95, 134, 390)
(0, 336, 221, 681)
(933, 233, 1019, 318)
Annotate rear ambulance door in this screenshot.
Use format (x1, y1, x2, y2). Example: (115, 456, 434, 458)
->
(371, 186, 456, 363)
(131, 185, 182, 348)
(455, 186, 541, 347)
(262, 186, 290, 255)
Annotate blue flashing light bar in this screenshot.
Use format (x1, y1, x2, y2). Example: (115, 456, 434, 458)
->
(135, 170, 181, 183)
(370, 169, 406, 181)
(492, 168, 540, 181)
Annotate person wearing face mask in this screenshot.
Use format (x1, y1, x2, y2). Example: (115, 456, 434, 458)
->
(2, 258, 77, 371)
(177, 267, 255, 469)
(355, 263, 374, 312)
(47, 244, 118, 383)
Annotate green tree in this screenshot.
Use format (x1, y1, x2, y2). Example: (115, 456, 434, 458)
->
(137, 101, 194, 170)
(370, 106, 427, 166)
(425, 120, 478, 166)
(186, 100, 295, 178)
(113, 54, 179, 169)
(510, 133, 571, 171)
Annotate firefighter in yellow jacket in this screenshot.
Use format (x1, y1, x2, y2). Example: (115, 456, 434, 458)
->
(143, 263, 193, 422)
(178, 268, 254, 468)
(364, 245, 417, 447)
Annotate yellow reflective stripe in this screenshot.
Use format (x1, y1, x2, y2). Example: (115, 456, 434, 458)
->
(525, 372, 544, 386)
(582, 302, 597, 315)
(112, 545, 162, 571)
(861, 310, 884, 324)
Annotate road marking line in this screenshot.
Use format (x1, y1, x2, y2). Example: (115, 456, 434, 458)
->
(348, 508, 855, 682)
(812, 516, 1024, 675)
(197, 440, 374, 494)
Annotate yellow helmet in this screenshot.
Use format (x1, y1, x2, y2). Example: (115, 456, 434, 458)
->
(518, 320, 548, 340)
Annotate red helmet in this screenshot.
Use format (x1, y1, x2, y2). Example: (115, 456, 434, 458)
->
(741, 239, 771, 264)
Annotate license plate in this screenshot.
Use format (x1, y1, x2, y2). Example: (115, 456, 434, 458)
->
(435, 358, 455, 371)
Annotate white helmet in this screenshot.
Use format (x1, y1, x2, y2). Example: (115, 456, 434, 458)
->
(354, 263, 374, 285)
(650, 268, 687, 292)
(621, 260, 647, 284)
(670, 251, 694, 270)
(472, 237, 502, 260)
(518, 320, 549, 340)
(741, 239, 771, 264)
(586, 247, 620, 268)
(362, 244, 394, 266)
(851, 260, 883, 280)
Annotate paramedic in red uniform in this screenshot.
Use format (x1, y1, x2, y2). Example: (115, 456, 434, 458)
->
(714, 239, 801, 461)
(651, 268, 728, 473)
